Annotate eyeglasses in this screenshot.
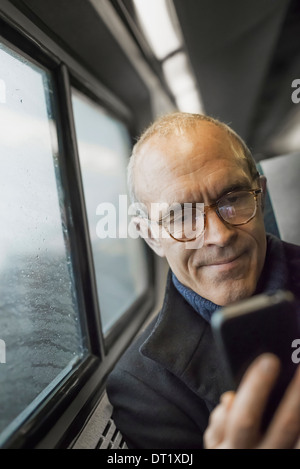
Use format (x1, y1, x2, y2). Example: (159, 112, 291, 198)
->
(153, 188, 262, 242)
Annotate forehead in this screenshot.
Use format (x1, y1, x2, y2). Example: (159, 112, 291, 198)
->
(135, 122, 251, 205)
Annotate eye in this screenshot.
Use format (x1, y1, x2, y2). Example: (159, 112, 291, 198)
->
(219, 206, 236, 218)
(170, 211, 183, 223)
(224, 194, 239, 204)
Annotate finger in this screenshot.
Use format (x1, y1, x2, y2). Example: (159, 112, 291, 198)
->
(259, 365, 300, 449)
(204, 392, 235, 448)
(220, 391, 235, 410)
(225, 353, 281, 448)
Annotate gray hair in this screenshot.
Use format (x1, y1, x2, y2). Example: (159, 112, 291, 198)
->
(127, 112, 258, 209)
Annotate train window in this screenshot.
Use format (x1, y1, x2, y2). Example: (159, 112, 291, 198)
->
(71, 89, 149, 335)
(0, 41, 88, 444)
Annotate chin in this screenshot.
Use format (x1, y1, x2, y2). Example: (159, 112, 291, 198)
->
(207, 282, 257, 306)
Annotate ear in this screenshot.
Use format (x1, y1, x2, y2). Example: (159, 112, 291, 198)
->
(259, 174, 267, 194)
(131, 217, 166, 258)
(258, 175, 267, 211)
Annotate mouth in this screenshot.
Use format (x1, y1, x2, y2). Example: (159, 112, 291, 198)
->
(206, 253, 244, 270)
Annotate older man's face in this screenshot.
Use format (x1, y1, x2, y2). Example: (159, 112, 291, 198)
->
(135, 122, 267, 306)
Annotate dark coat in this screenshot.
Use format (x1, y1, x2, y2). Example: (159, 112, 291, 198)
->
(107, 236, 300, 449)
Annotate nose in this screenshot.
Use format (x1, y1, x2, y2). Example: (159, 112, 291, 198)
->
(203, 207, 237, 247)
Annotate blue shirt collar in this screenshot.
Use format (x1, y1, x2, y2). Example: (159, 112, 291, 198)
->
(172, 273, 220, 322)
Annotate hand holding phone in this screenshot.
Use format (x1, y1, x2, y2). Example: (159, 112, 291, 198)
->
(211, 290, 299, 430)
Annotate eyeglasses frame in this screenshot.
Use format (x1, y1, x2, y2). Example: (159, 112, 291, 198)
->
(150, 188, 263, 242)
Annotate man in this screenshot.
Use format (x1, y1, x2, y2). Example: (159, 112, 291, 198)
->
(106, 112, 300, 449)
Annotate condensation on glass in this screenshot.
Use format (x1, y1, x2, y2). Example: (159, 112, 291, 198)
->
(72, 90, 148, 334)
(0, 42, 87, 443)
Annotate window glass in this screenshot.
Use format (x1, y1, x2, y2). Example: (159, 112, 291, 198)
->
(72, 90, 149, 334)
(0, 43, 87, 444)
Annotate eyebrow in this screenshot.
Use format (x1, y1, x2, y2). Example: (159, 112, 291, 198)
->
(217, 180, 253, 198)
(182, 179, 253, 204)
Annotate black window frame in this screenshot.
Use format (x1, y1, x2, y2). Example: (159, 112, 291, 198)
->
(0, 2, 155, 449)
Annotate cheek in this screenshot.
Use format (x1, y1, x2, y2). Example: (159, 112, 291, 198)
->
(247, 219, 267, 260)
(162, 241, 192, 274)
(236, 222, 267, 283)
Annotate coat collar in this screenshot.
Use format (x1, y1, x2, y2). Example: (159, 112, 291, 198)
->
(140, 270, 229, 409)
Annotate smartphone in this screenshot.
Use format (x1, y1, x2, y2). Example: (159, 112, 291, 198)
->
(211, 290, 299, 430)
